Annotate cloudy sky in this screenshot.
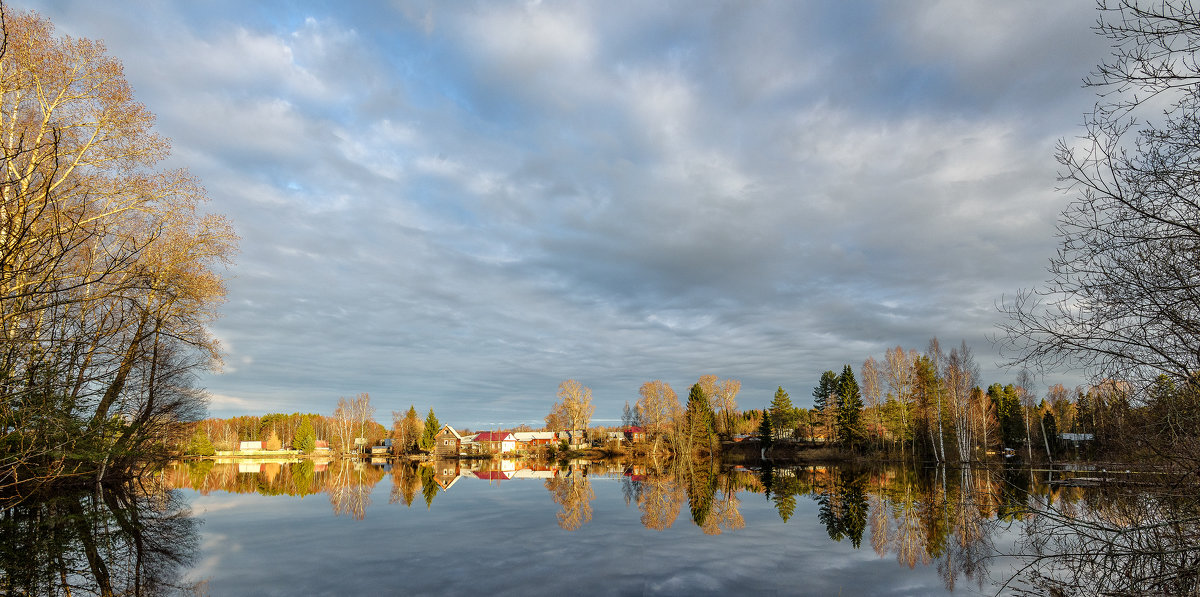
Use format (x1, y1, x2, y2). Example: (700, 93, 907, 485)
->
(18, 1, 1109, 427)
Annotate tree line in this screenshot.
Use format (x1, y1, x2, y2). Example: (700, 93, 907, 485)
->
(181, 392, 458, 456)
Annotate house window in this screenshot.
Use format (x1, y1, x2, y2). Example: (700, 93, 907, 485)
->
(443, 439, 449, 445)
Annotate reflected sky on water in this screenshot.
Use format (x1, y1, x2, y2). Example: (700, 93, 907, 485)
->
(170, 460, 1036, 596)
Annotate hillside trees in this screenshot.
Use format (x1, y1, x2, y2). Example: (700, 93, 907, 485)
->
(0, 8, 236, 494)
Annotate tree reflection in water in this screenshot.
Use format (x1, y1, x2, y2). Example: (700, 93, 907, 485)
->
(633, 467, 685, 531)
(158, 458, 1200, 593)
(0, 478, 198, 596)
(1007, 478, 1200, 595)
(544, 465, 594, 531)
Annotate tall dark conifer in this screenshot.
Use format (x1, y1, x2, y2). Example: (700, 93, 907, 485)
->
(836, 365, 865, 450)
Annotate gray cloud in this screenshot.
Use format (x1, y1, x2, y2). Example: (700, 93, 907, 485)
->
(18, 0, 1103, 426)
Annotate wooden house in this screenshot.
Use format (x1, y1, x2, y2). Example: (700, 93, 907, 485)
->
(238, 440, 263, 452)
(434, 425, 464, 458)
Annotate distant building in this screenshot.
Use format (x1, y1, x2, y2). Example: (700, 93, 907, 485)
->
(239, 441, 263, 452)
(434, 425, 464, 458)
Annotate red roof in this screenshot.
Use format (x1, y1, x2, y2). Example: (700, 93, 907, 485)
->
(474, 431, 514, 442)
(474, 471, 512, 480)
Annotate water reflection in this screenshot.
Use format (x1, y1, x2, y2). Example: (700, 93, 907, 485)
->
(0, 478, 197, 596)
(159, 458, 1200, 594)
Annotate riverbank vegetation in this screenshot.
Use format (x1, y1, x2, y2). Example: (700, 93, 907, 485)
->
(0, 7, 236, 504)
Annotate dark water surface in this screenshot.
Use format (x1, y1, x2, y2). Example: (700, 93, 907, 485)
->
(6, 459, 1118, 596)
(168, 459, 1046, 596)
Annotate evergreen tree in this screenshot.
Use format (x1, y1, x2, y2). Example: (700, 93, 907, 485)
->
(420, 408, 440, 451)
(295, 417, 317, 454)
(770, 387, 795, 439)
(836, 365, 865, 450)
(622, 401, 633, 428)
(186, 429, 216, 456)
(988, 384, 1026, 449)
(1042, 411, 1059, 457)
(813, 371, 838, 411)
(813, 371, 839, 443)
(758, 411, 774, 450)
(684, 383, 715, 453)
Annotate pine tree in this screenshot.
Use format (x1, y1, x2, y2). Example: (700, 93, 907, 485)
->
(295, 417, 316, 454)
(836, 365, 865, 450)
(420, 408, 440, 451)
(770, 387, 795, 439)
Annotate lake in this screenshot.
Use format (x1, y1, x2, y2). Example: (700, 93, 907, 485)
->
(0, 458, 1165, 595)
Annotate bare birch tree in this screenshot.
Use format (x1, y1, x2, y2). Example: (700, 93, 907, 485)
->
(861, 356, 882, 447)
(943, 341, 979, 462)
(637, 380, 680, 455)
(884, 346, 916, 454)
(557, 379, 594, 437)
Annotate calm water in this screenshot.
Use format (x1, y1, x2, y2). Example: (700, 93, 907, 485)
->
(2, 459, 1117, 596)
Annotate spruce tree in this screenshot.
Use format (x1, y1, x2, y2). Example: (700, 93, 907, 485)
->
(770, 387, 795, 439)
(758, 412, 774, 450)
(684, 383, 715, 453)
(420, 408, 440, 451)
(836, 365, 865, 450)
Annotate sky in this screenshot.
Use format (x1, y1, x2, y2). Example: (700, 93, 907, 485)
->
(16, 0, 1111, 428)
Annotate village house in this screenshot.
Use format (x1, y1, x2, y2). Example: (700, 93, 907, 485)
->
(473, 431, 517, 454)
(434, 425, 464, 458)
(370, 438, 392, 456)
(511, 431, 556, 449)
(623, 426, 646, 442)
(238, 440, 263, 452)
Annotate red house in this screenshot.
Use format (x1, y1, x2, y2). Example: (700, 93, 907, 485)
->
(623, 426, 646, 442)
(473, 431, 517, 454)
